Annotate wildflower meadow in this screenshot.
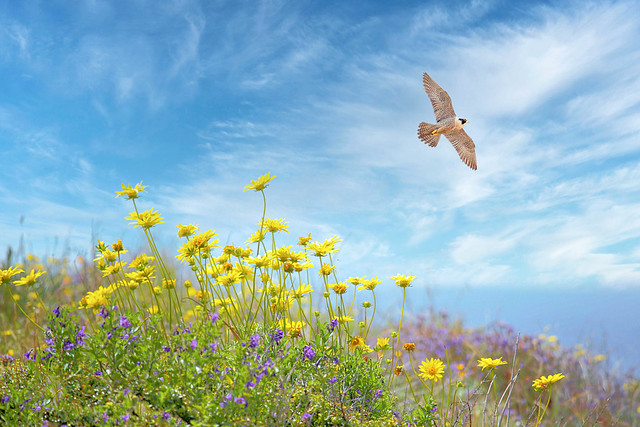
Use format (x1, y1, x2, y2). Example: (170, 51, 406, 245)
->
(1, 173, 638, 426)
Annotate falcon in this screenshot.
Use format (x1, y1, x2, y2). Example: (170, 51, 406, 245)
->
(418, 72, 477, 170)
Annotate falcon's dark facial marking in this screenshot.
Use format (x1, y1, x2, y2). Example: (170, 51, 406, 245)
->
(459, 118, 467, 125)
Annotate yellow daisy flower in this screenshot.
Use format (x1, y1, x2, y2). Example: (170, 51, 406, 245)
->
(477, 357, 508, 371)
(418, 358, 445, 382)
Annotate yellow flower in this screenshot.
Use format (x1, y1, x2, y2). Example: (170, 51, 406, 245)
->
(532, 373, 565, 391)
(389, 274, 416, 288)
(244, 172, 275, 192)
(147, 305, 159, 315)
(329, 282, 348, 294)
(13, 268, 46, 287)
(273, 246, 294, 262)
(247, 254, 272, 268)
(349, 336, 365, 351)
(358, 277, 382, 291)
(418, 358, 445, 382)
(216, 271, 241, 287)
(318, 264, 336, 276)
(259, 217, 289, 234)
(335, 315, 354, 323)
(375, 338, 391, 352)
(102, 262, 126, 277)
(0, 266, 24, 285)
(115, 182, 147, 199)
(111, 239, 126, 253)
(125, 208, 165, 229)
(83, 286, 111, 308)
(477, 357, 508, 371)
(289, 283, 314, 299)
(298, 234, 312, 246)
(129, 253, 155, 270)
(162, 279, 176, 289)
(593, 354, 606, 363)
(346, 277, 365, 285)
(305, 237, 341, 257)
(247, 229, 267, 244)
(177, 223, 199, 238)
(403, 342, 416, 352)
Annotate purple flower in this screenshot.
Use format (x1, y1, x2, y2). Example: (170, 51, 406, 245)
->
(209, 343, 217, 353)
(234, 397, 248, 408)
(75, 326, 87, 345)
(210, 313, 219, 324)
(249, 334, 260, 349)
(121, 414, 130, 422)
(163, 346, 171, 353)
(375, 389, 383, 398)
(329, 376, 337, 384)
(190, 339, 198, 350)
(1, 395, 9, 403)
(328, 318, 338, 333)
(271, 328, 284, 344)
(102, 412, 109, 421)
(119, 316, 132, 328)
(95, 371, 103, 376)
(97, 307, 109, 318)
(162, 412, 171, 420)
(23, 349, 36, 361)
(301, 412, 312, 421)
(302, 344, 315, 361)
(52, 307, 61, 317)
(62, 340, 75, 351)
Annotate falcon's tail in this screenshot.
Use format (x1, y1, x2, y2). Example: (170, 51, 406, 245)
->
(418, 122, 441, 147)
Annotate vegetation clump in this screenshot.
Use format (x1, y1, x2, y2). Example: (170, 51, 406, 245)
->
(1, 173, 638, 425)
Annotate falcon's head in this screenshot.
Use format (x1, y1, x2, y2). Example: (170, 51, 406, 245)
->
(458, 118, 468, 125)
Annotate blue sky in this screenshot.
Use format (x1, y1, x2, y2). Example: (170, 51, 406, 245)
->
(2, 0, 640, 292)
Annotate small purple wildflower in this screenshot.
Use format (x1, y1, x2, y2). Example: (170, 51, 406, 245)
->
(210, 312, 219, 324)
(329, 376, 337, 384)
(328, 318, 338, 333)
(209, 343, 217, 353)
(75, 326, 87, 346)
(302, 344, 315, 361)
(249, 334, 260, 349)
(121, 414, 130, 422)
(102, 412, 109, 422)
(272, 328, 284, 344)
(119, 316, 132, 328)
(1, 395, 9, 403)
(375, 389, 383, 398)
(123, 388, 131, 397)
(162, 412, 171, 420)
(234, 397, 247, 408)
(23, 349, 36, 361)
(97, 307, 109, 318)
(190, 339, 198, 350)
(95, 371, 103, 376)
(301, 412, 312, 422)
(52, 307, 61, 317)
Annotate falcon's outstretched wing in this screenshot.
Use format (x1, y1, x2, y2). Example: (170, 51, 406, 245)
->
(423, 72, 456, 122)
(444, 129, 477, 170)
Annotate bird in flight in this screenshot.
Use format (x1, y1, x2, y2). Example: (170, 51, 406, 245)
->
(418, 72, 477, 170)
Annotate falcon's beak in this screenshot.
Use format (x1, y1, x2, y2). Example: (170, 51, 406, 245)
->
(460, 118, 468, 125)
